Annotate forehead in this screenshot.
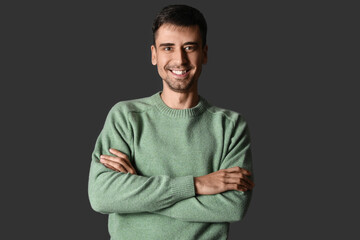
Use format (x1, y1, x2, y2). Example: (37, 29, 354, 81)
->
(154, 24, 202, 46)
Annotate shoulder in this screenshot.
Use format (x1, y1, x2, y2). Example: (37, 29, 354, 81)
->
(109, 94, 156, 117)
(205, 104, 247, 127)
(102, 94, 156, 128)
(204, 103, 251, 141)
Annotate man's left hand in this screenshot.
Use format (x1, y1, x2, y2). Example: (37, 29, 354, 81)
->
(100, 148, 137, 175)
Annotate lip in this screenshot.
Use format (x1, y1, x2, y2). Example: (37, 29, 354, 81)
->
(169, 69, 190, 78)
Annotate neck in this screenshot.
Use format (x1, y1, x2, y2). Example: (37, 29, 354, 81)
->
(160, 88, 199, 110)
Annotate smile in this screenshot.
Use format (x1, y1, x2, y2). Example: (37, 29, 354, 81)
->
(169, 69, 190, 77)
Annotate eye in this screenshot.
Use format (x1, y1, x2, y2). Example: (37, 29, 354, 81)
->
(184, 46, 196, 52)
(164, 47, 172, 51)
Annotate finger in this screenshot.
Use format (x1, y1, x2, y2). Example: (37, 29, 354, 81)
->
(225, 177, 253, 190)
(240, 168, 252, 176)
(226, 183, 248, 192)
(100, 158, 127, 173)
(104, 161, 137, 175)
(130, 168, 137, 175)
(100, 155, 135, 174)
(238, 174, 254, 188)
(224, 166, 251, 176)
(224, 172, 255, 189)
(240, 175, 255, 189)
(238, 186, 248, 192)
(102, 154, 137, 174)
(103, 163, 125, 173)
(225, 183, 238, 191)
(101, 159, 127, 172)
(237, 167, 251, 176)
(100, 154, 122, 162)
(109, 148, 129, 160)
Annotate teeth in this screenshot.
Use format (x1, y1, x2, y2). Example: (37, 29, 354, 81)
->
(172, 70, 187, 75)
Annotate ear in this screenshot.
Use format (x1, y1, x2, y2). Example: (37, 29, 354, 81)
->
(202, 45, 208, 64)
(151, 45, 157, 65)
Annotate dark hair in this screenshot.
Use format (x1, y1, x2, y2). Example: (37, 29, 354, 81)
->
(152, 5, 207, 47)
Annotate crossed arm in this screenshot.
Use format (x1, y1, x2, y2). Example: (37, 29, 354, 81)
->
(99, 149, 254, 223)
(89, 105, 254, 222)
(101, 148, 254, 195)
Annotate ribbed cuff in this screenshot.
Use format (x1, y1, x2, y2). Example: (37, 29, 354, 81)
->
(170, 175, 195, 201)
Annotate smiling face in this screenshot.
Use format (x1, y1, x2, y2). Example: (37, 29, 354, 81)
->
(151, 24, 208, 93)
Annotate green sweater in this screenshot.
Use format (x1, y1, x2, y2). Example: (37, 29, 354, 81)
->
(88, 92, 253, 240)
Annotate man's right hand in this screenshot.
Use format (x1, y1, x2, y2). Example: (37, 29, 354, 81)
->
(194, 166, 254, 195)
(100, 148, 137, 175)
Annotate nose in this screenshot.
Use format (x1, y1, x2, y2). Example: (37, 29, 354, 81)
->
(173, 48, 188, 65)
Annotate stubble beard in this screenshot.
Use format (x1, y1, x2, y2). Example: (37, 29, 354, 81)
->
(163, 76, 195, 93)
(162, 65, 201, 93)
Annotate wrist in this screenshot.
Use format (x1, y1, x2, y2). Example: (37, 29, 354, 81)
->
(194, 177, 202, 195)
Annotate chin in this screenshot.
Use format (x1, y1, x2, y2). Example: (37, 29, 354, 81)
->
(166, 80, 195, 93)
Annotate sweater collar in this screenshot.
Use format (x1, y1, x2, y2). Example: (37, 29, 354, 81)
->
(151, 91, 209, 118)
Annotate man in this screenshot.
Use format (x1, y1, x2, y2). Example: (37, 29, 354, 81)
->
(88, 4, 254, 240)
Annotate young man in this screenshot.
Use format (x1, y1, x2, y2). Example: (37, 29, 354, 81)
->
(88, 5, 254, 240)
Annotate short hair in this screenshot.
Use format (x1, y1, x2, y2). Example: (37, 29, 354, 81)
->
(152, 5, 207, 47)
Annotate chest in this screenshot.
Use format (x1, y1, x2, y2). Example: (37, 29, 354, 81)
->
(131, 117, 226, 177)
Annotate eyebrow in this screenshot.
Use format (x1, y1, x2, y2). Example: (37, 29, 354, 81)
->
(183, 42, 199, 46)
(158, 42, 199, 47)
(159, 43, 175, 47)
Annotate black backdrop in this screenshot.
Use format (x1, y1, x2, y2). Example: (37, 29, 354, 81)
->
(2, 0, 358, 239)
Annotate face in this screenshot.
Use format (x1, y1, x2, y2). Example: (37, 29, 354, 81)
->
(151, 24, 208, 93)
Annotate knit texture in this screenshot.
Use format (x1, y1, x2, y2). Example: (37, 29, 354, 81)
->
(88, 92, 253, 240)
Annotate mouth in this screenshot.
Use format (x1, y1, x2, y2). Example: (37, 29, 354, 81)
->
(169, 69, 190, 77)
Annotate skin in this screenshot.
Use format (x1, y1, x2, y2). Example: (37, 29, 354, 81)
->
(151, 23, 207, 109)
(99, 23, 255, 195)
(100, 149, 137, 175)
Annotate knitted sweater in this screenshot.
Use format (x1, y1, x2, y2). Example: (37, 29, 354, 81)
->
(88, 91, 253, 240)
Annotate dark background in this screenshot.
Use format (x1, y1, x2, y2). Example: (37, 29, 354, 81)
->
(2, 0, 359, 239)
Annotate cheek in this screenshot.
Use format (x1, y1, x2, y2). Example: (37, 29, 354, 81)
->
(190, 54, 203, 64)
(161, 59, 173, 71)
(157, 62, 167, 75)
(192, 58, 203, 68)
(156, 55, 167, 66)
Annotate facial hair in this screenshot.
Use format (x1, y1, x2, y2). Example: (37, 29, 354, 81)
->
(163, 65, 199, 93)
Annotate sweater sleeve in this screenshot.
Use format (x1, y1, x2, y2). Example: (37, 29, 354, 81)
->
(151, 116, 253, 223)
(88, 104, 195, 214)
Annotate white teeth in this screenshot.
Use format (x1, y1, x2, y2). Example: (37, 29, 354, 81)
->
(172, 70, 187, 75)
